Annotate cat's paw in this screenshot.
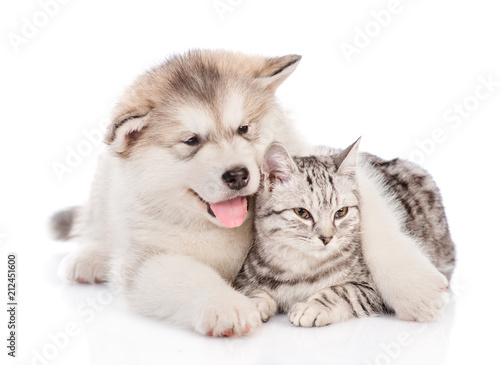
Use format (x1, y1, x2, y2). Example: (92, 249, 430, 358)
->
(249, 291, 277, 323)
(196, 292, 262, 337)
(59, 248, 108, 284)
(390, 267, 449, 322)
(288, 302, 334, 327)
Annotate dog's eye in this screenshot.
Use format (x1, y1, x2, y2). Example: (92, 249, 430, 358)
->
(184, 136, 200, 146)
(238, 125, 249, 135)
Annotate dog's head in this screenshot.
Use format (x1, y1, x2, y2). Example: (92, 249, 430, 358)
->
(105, 50, 301, 228)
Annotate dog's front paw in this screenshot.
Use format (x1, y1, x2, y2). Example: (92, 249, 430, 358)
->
(197, 292, 261, 337)
(59, 248, 108, 284)
(288, 301, 334, 328)
(391, 267, 449, 322)
(249, 290, 277, 323)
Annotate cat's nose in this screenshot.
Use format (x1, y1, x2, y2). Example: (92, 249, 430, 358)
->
(319, 236, 332, 245)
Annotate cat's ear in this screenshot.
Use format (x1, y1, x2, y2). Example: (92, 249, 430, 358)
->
(337, 137, 361, 177)
(262, 142, 297, 190)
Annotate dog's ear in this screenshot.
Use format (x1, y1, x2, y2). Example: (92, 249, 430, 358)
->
(105, 103, 152, 155)
(262, 142, 297, 191)
(255, 54, 302, 93)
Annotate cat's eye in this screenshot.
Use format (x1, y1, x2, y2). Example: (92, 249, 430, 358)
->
(184, 135, 200, 146)
(294, 208, 311, 219)
(335, 207, 348, 219)
(238, 125, 249, 135)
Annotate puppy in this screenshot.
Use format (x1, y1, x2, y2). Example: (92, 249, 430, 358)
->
(53, 50, 308, 336)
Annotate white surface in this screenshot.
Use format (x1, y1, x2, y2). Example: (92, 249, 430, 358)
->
(1, 0, 499, 364)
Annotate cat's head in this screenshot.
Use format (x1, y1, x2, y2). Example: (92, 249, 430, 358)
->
(256, 138, 362, 256)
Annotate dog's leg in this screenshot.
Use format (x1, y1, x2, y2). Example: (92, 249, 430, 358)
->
(54, 206, 111, 284)
(56, 208, 111, 284)
(123, 253, 261, 337)
(357, 167, 448, 322)
(56, 155, 114, 284)
(59, 243, 110, 284)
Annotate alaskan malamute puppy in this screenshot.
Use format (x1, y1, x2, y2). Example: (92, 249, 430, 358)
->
(52, 50, 449, 337)
(53, 50, 308, 336)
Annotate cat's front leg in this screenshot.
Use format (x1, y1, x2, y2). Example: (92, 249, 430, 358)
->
(288, 282, 386, 327)
(247, 290, 278, 323)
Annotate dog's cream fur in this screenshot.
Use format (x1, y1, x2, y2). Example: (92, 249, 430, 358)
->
(54, 50, 448, 336)
(356, 162, 449, 322)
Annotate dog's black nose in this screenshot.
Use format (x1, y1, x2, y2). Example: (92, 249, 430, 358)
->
(222, 167, 249, 190)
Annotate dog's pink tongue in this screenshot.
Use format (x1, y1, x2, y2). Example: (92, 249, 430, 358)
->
(210, 197, 247, 228)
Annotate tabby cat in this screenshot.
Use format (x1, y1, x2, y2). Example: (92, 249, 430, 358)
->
(234, 138, 455, 327)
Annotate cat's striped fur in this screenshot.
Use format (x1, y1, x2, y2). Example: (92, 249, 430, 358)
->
(234, 139, 455, 327)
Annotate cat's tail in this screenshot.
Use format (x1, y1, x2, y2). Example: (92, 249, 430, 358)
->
(49, 207, 78, 241)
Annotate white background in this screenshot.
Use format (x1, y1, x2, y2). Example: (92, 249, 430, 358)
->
(1, 0, 499, 364)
